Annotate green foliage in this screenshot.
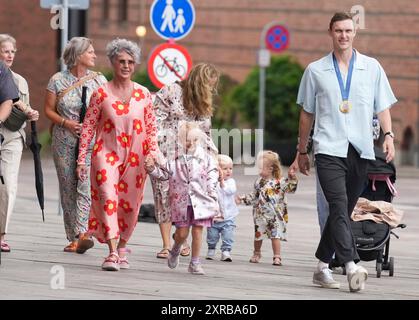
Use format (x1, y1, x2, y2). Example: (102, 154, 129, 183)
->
(132, 69, 160, 93)
(231, 55, 304, 141)
(38, 129, 52, 154)
(212, 74, 240, 130)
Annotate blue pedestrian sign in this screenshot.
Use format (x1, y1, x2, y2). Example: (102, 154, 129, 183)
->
(150, 0, 195, 41)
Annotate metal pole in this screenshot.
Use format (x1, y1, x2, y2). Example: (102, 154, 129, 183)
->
(60, 0, 69, 71)
(257, 21, 281, 153)
(258, 66, 265, 153)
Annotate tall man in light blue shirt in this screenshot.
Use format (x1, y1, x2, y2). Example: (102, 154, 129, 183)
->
(296, 12, 397, 293)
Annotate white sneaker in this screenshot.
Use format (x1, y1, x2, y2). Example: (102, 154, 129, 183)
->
(347, 265, 368, 292)
(313, 268, 340, 289)
(221, 251, 232, 262)
(188, 262, 205, 275)
(206, 249, 215, 260)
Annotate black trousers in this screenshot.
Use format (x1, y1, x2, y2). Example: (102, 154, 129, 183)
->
(315, 144, 368, 264)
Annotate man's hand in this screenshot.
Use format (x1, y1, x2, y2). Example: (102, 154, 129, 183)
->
(383, 136, 395, 163)
(298, 153, 310, 176)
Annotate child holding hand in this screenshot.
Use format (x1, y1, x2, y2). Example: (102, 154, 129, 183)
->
(145, 122, 219, 275)
(237, 150, 298, 266)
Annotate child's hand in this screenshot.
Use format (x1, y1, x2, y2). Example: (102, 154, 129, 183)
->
(218, 166, 224, 181)
(288, 170, 297, 180)
(288, 157, 299, 178)
(213, 214, 224, 222)
(235, 195, 241, 205)
(144, 155, 155, 172)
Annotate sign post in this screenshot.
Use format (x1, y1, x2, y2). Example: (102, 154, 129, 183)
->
(258, 22, 290, 151)
(40, 0, 90, 71)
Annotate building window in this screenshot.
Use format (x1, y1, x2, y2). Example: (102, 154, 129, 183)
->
(103, 0, 110, 21)
(118, 0, 128, 22)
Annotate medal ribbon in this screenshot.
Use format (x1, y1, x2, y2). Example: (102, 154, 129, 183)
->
(333, 50, 355, 101)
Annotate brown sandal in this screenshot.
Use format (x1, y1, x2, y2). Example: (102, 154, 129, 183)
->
(180, 243, 191, 256)
(273, 255, 282, 266)
(76, 234, 94, 254)
(156, 248, 170, 259)
(249, 251, 262, 263)
(63, 241, 78, 253)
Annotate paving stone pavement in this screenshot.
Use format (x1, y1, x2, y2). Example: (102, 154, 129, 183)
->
(0, 153, 418, 300)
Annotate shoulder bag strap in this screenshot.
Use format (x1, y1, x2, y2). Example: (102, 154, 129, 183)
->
(56, 72, 99, 103)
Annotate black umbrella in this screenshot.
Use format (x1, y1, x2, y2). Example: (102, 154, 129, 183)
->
(0, 132, 4, 185)
(29, 121, 45, 222)
(75, 86, 87, 159)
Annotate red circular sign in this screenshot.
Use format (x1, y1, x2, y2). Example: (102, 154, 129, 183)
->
(265, 25, 290, 53)
(147, 42, 193, 89)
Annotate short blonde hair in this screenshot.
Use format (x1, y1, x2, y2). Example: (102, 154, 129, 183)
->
(257, 150, 282, 179)
(217, 154, 233, 167)
(178, 121, 205, 148)
(0, 34, 17, 49)
(62, 37, 92, 69)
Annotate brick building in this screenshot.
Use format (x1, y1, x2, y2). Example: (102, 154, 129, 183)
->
(1, 0, 418, 164)
(0, 0, 58, 131)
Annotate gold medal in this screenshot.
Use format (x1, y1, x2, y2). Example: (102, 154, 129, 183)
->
(339, 100, 351, 113)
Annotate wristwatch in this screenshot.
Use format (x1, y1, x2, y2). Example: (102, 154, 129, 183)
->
(384, 131, 395, 139)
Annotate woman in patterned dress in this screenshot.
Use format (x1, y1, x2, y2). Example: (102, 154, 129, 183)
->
(151, 63, 220, 259)
(76, 39, 158, 271)
(44, 37, 107, 252)
(237, 151, 298, 266)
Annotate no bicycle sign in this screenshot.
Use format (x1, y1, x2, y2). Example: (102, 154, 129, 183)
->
(147, 42, 193, 89)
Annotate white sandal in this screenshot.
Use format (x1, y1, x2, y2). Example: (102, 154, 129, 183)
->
(102, 251, 120, 271)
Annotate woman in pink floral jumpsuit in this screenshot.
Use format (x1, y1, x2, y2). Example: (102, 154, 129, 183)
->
(77, 39, 157, 271)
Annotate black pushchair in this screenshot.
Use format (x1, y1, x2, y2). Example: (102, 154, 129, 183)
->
(351, 146, 406, 278)
(330, 146, 406, 277)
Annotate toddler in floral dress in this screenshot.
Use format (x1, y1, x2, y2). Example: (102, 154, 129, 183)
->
(237, 150, 298, 266)
(145, 122, 219, 274)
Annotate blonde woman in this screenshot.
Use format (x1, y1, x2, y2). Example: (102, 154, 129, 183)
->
(151, 63, 220, 259)
(44, 37, 107, 252)
(0, 34, 39, 252)
(237, 151, 298, 266)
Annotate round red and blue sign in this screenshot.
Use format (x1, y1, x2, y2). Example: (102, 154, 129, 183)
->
(265, 25, 290, 53)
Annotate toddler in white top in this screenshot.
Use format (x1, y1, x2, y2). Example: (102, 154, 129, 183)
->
(206, 154, 239, 262)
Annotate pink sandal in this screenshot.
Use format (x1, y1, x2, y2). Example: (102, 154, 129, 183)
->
(102, 252, 120, 271)
(118, 247, 131, 269)
(1, 241, 11, 252)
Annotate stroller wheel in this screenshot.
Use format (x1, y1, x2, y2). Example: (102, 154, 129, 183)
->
(376, 262, 382, 278)
(389, 257, 394, 277)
